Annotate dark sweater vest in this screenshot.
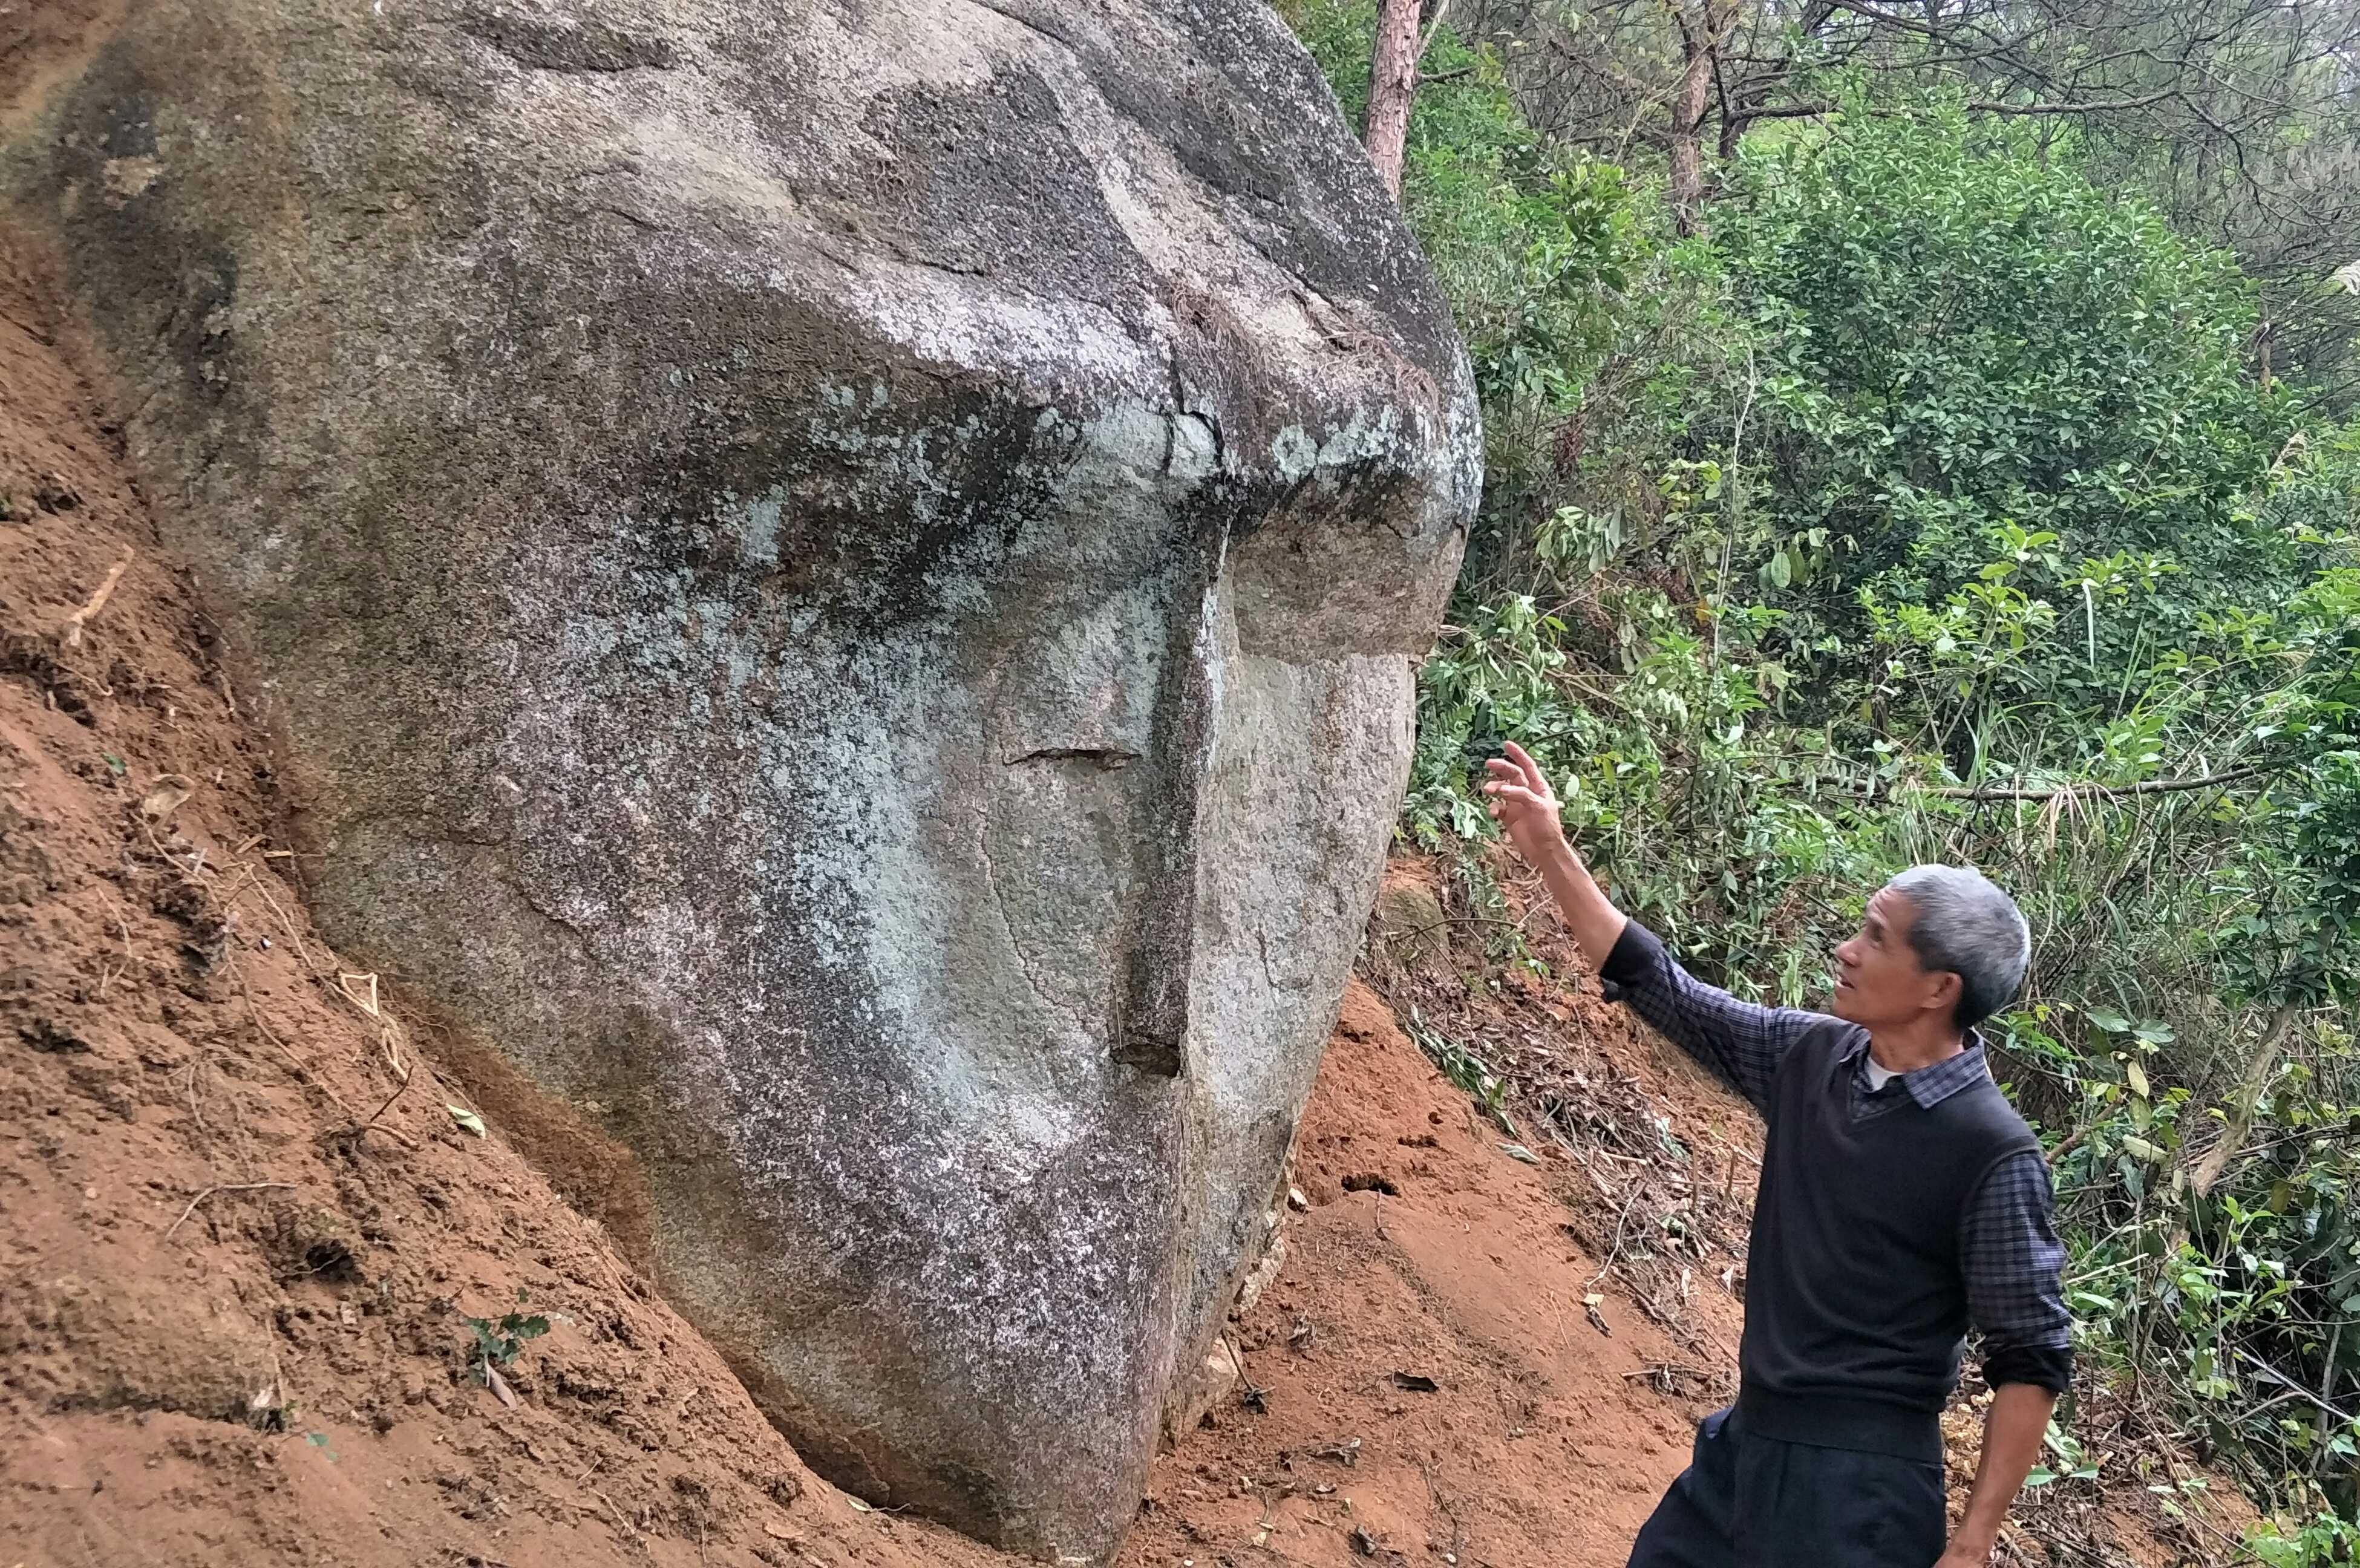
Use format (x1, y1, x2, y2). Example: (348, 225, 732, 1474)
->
(1735, 1019, 2039, 1463)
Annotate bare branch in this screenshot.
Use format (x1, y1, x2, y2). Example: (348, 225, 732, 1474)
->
(1929, 765, 2272, 802)
(1964, 88, 2186, 115)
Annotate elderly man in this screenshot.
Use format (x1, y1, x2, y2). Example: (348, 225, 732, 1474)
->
(1482, 742, 2068, 1568)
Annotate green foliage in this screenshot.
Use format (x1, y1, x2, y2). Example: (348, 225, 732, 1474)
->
(1289, 0, 1649, 589)
(1287, 6, 2360, 1523)
(465, 1289, 550, 1385)
(1726, 97, 2294, 622)
(2251, 1510, 2360, 1568)
(1405, 1005, 1520, 1136)
(2042, 1006, 2360, 1501)
(2025, 1416, 2102, 1489)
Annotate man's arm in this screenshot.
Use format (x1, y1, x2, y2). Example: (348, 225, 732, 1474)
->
(1945, 1384, 2056, 1568)
(1483, 742, 1817, 1117)
(1522, 829, 1629, 962)
(1947, 1151, 2073, 1565)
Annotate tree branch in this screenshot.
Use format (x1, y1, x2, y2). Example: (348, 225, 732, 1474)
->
(1929, 765, 2271, 801)
(2191, 999, 2306, 1200)
(1416, 0, 1455, 63)
(1964, 89, 2184, 116)
(1733, 100, 1840, 120)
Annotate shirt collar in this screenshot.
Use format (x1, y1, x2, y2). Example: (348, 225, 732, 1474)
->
(1839, 1030, 1992, 1109)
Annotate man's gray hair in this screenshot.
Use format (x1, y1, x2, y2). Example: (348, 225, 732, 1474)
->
(1887, 864, 2031, 1029)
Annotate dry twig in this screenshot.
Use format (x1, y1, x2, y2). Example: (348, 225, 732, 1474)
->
(229, 955, 356, 1118)
(163, 1181, 294, 1241)
(59, 549, 132, 648)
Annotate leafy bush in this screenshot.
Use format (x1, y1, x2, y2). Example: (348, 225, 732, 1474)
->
(1286, 2, 2360, 1520)
(1725, 100, 2296, 632)
(2252, 1510, 2360, 1568)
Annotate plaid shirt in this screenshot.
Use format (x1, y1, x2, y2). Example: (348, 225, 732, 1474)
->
(1601, 920, 2071, 1394)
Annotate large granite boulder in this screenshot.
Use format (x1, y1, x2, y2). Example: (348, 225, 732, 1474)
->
(7, 1, 1476, 1557)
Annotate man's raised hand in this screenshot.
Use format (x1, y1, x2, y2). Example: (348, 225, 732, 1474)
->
(1481, 740, 1567, 865)
(1480, 740, 1627, 962)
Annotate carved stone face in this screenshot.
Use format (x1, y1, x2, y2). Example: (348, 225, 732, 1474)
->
(27, 0, 1477, 1557)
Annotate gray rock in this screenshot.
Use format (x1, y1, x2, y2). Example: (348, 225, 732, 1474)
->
(7, 0, 1476, 1558)
(1370, 877, 1453, 973)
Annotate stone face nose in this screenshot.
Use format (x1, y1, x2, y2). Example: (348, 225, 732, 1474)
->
(1113, 514, 1231, 1080)
(18, 0, 1481, 1560)
(976, 406, 1231, 1091)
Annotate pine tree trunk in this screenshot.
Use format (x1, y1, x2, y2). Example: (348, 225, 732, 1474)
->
(1364, 0, 1423, 202)
(1667, 1, 1721, 235)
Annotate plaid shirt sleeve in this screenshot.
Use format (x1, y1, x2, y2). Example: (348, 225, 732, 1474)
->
(1960, 1149, 2073, 1393)
(1597, 919, 1823, 1119)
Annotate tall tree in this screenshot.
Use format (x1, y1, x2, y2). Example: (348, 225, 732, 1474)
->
(1364, 0, 1428, 198)
(1451, 0, 2360, 403)
(1664, 0, 1740, 231)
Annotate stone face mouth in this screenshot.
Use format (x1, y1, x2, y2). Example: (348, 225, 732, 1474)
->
(16, 0, 1479, 1557)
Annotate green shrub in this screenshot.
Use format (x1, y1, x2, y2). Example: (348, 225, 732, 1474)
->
(1285, 4, 2360, 1522)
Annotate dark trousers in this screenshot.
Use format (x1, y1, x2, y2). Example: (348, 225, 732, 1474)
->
(1627, 1406, 1947, 1568)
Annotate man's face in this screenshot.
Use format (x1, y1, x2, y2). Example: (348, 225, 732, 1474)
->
(1831, 885, 1957, 1030)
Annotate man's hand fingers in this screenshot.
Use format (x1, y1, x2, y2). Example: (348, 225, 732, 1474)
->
(1501, 739, 1549, 795)
(1483, 756, 1552, 801)
(1481, 782, 1548, 811)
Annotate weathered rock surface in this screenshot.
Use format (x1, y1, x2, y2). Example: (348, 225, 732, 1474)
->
(6, 1, 1476, 1558)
